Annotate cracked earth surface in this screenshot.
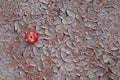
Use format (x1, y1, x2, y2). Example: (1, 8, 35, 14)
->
(0, 0, 120, 80)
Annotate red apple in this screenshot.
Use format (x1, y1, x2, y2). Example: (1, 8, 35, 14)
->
(25, 31, 39, 44)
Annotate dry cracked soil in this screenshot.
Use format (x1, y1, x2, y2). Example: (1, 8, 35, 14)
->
(0, 0, 120, 80)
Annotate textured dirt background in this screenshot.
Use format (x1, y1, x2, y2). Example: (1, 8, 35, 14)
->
(0, 0, 120, 80)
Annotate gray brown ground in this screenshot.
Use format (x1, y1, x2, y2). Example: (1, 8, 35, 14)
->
(0, 0, 120, 80)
